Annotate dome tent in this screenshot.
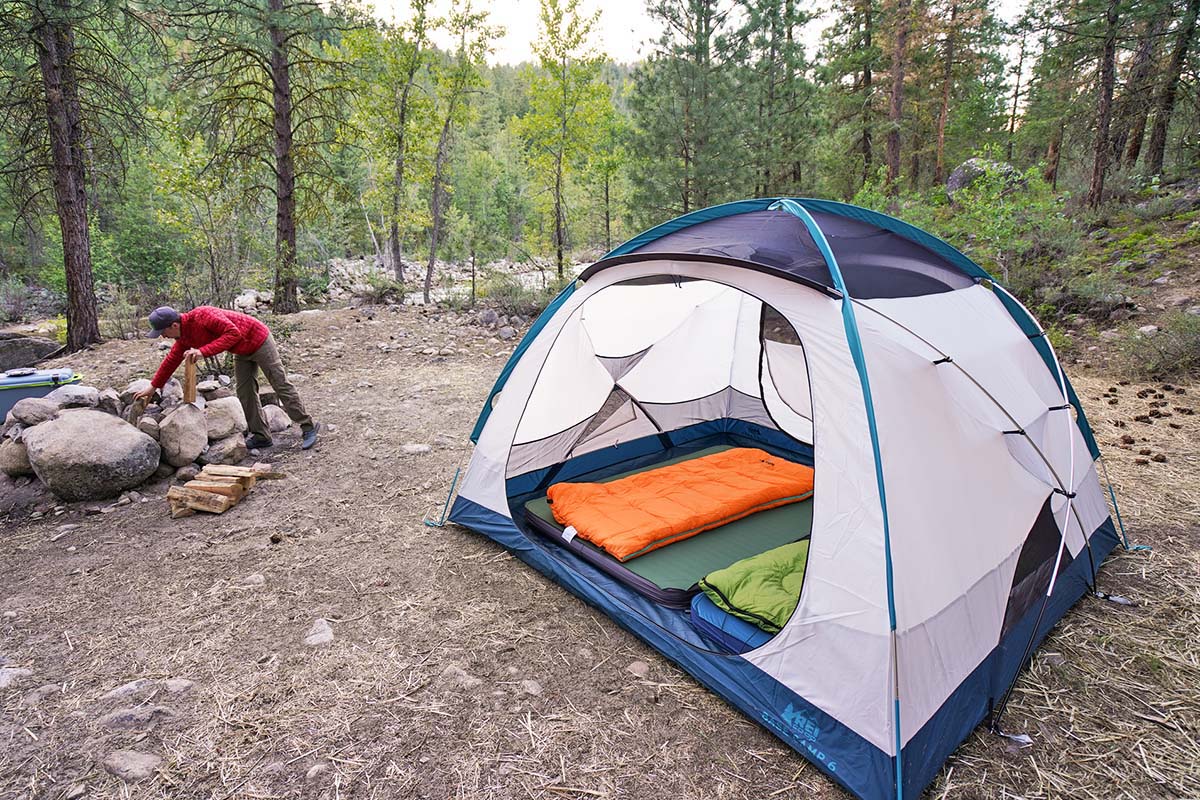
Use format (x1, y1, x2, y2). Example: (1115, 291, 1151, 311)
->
(446, 197, 1122, 800)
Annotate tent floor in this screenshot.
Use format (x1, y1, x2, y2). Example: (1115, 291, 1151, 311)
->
(523, 445, 813, 608)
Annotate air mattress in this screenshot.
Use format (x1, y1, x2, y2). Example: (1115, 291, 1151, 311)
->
(689, 592, 774, 654)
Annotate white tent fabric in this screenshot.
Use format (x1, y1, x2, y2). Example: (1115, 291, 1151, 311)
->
(456, 256, 1109, 756)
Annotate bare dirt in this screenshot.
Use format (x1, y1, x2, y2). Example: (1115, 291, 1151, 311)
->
(2, 305, 1197, 800)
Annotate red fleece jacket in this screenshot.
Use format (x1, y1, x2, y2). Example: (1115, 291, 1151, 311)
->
(151, 306, 270, 388)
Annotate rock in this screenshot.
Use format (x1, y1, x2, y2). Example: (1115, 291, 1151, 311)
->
(243, 573, 266, 586)
(121, 379, 152, 405)
(259, 390, 278, 407)
(97, 705, 178, 730)
(497, 326, 517, 341)
(0, 333, 61, 371)
(262, 404, 291, 433)
(218, 374, 231, 386)
(160, 378, 183, 407)
(196, 380, 220, 394)
(19, 684, 60, 708)
(45, 384, 99, 408)
(1151, 276, 1170, 286)
(205, 396, 247, 440)
(158, 340, 171, 351)
(137, 417, 161, 440)
(174, 464, 200, 482)
(477, 308, 499, 327)
(1188, 306, 1200, 317)
(102, 750, 162, 782)
(23, 411, 160, 501)
(205, 387, 233, 400)
(163, 678, 194, 694)
(626, 660, 650, 679)
(1099, 329, 1121, 342)
(305, 764, 330, 782)
(101, 679, 157, 701)
(11, 397, 59, 426)
(946, 158, 1025, 200)
(234, 289, 259, 310)
(203, 434, 247, 465)
(153, 462, 174, 479)
(0, 667, 32, 689)
(286, 373, 306, 384)
(96, 388, 122, 416)
(439, 664, 482, 690)
(158, 404, 208, 467)
(1138, 325, 1159, 336)
(520, 679, 543, 696)
(0, 438, 33, 478)
(303, 618, 334, 646)
(401, 443, 432, 455)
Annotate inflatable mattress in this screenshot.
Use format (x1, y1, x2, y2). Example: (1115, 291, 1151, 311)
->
(689, 592, 773, 654)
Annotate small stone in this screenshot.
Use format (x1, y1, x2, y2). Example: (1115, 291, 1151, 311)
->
(243, 573, 266, 586)
(626, 660, 650, 679)
(1152, 453, 1167, 463)
(496, 326, 516, 340)
(303, 618, 334, 646)
(305, 763, 329, 782)
(520, 679, 543, 696)
(163, 678, 194, 694)
(20, 683, 61, 708)
(158, 340, 171, 351)
(0, 667, 32, 689)
(203, 434, 248, 466)
(1138, 324, 1159, 336)
(101, 679, 156, 701)
(2, 610, 16, 619)
(45, 384, 100, 408)
(218, 374, 231, 386)
(103, 750, 162, 782)
(175, 464, 200, 482)
(97, 705, 178, 729)
(440, 664, 483, 690)
(196, 380, 220, 394)
(401, 443, 432, 455)
(286, 373, 306, 384)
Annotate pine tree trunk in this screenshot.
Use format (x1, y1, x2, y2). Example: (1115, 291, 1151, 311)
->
(885, 0, 911, 196)
(390, 66, 420, 285)
(861, 0, 874, 188)
(37, 2, 100, 351)
(1114, 17, 1165, 167)
(603, 174, 611, 252)
(388, 181, 403, 283)
(933, 1, 958, 186)
(269, 0, 299, 314)
(425, 117, 453, 305)
(1086, 0, 1120, 208)
(1146, 0, 1200, 176)
(1006, 34, 1025, 163)
(1044, 122, 1063, 189)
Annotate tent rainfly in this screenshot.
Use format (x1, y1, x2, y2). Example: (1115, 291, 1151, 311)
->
(446, 198, 1126, 800)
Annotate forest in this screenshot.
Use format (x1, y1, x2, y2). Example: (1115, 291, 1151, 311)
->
(1, 0, 1199, 352)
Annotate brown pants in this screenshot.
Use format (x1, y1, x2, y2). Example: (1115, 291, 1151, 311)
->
(235, 334, 312, 438)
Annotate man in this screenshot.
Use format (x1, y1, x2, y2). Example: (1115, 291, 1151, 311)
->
(136, 305, 319, 450)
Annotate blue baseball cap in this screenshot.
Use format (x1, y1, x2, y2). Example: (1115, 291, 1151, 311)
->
(147, 306, 180, 337)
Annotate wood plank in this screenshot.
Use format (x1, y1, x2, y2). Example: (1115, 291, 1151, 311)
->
(197, 471, 255, 491)
(169, 504, 196, 519)
(183, 358, 197, 404)
(201, 465, 257, 478)
(167, 485, 234, 514)
(184, 480, 244, 499)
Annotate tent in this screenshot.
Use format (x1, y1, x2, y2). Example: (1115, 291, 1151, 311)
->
(447, 198, 1123, 800)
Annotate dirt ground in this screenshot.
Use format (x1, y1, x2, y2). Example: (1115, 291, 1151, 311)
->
(1, 305, 1197, 800)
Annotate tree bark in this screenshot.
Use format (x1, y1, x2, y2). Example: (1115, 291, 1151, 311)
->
(269, 0, 299, 313)
(37, 1, 100, 351)
(1006, 32, 1026, 163)
(1044, 121, 1063, 189)
(861, 0, 874, 188)
(1114, 17, 1165, 167)
(1086, 0, 1120, 208)
(389, 58, 422, 285)
(1146, 0, 1200, 176)
(425, 115, 454, 305)
(933, 1, 958, 186)
(885, 0, 911, 196)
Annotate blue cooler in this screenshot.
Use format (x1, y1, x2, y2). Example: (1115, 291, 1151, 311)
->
(1, 368, 81, 419)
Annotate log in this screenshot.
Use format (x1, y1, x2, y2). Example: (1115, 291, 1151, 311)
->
(169, 504, 196, 519)
(197, 470, 255, 491)
(183, 358, 197, 404)
(200, 465, 257, 478)
(167, 485, 235, 514)
(184, 480, 245, 499)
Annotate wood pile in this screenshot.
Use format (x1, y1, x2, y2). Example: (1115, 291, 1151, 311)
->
(166, 463, 284, 518)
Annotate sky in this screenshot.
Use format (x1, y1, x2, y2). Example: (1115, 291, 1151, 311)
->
(370, 0, 1028, 67)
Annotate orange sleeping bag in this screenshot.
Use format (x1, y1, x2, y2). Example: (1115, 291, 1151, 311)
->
(546, 447, 815, 562)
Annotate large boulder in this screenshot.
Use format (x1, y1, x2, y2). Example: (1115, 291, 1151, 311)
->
(205, 396, 247, 440)
(0, 437, 33, 478)
(0, 333, 60, 371)
(96, 388, 122, 416)
(11, 397, 59, 426)
(44, 384, 99, 408)
(158, 404, 207, 467)
(204, 434, 247, 465)
(262, 404, 291, 433)
(946, 158, 1025, 201)
(22, 410, 160, 501)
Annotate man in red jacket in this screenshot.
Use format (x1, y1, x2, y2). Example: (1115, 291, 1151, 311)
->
(135, 306, 319, 450)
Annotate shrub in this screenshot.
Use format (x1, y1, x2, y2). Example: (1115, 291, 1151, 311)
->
(1120, 312, 1200, 379)
(356, 273, 404, 305)
(0, 277, 32, 323)
(476, 271, 570, 317)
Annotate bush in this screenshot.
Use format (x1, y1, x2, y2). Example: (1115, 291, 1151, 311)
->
(0, 277, 33, 323)
(1120, 312, 1200, 379)
(356, 273, 404, 305)
(475, 271, 570, 316)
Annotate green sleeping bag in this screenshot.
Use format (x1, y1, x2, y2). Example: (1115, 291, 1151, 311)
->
(699, 540, 810, 634)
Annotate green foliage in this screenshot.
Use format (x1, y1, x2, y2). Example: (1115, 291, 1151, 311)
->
(356, 272, 405, 305)
(475, 271, 568, 316)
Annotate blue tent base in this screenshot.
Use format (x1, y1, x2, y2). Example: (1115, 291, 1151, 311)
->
(449, 489, 1120, 800)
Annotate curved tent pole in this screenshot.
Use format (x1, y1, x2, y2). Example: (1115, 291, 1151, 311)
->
(769, 199, 906, 800)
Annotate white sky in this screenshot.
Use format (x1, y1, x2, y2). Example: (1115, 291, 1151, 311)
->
(371, 0, 1027, 67)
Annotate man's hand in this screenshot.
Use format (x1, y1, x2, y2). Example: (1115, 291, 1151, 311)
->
(133, 385, 156, 403)
(184, 348, 203, 363)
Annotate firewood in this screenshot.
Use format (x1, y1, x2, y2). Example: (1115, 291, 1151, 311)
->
(183, 358, 197, 404)
(197, 470, 255, 490)
(200, 465, 257, 478)
(167, 485, 235, 514)
(184, 480, 244, 499)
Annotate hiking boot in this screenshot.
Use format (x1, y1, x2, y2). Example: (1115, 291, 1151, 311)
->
(301, 422, 320, 450)
(245, 433, 273, 449)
